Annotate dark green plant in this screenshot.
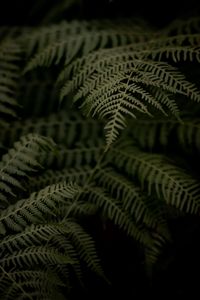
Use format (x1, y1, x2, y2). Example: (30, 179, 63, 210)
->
(1, 6, 200, 299)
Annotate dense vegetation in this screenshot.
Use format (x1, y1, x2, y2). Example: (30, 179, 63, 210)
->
(0, 1, 200, 298)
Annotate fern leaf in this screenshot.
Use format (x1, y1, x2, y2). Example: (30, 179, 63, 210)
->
(129, 118, 200, 151)
(0, 40, 22, 122)
(29, 165, 93, 191)
(49, 234, 83, 284)
(0, 223, 70, 255)
(64, 220, 105, 278)
(111, 143, 200, 213)
(144, 232, 167, 272)
(128, 118, 176, 149)
(87, 186, 152, 245)
(0, 269, 64, 300)
(0, 246, 72, 268)
(24, 19, 153, 70)
(41, 140, 104, 169)
(0, 111, 104, 148)
(95, 168, 169, 237)
(0, 134, 54, 206)
(176, 119, 200, 151)
(60, 44, 200, 147)
(0, 182, 81, 235)
(162, 16, 200, 36)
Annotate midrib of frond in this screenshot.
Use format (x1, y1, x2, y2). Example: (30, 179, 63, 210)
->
(112, 148, 200, 208)
(96, 168, 169, 237)
(0, 247, 71, 266)
(105, 72, 135, 150)
(87, 186, 152, 245)
(0, 223, 65, 251)
(0, 138, 38, 176)
(0, 183, 78, 224)
(0, 265, 32, 300)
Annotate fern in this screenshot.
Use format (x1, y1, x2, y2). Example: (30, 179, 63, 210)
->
(0, 179, 104, 299)
(128, 117, 200, 151)
(0, 111, 104, 148)
(0, 40, 22, 124)
(0, 247, 71, 300)
(1, 246, 72, 268)
(110, 142, 200, 213)
(29, 166, 93, 191)
(24, 18, 153, 68)
(63, 220, 105, 278)
(86, 186, 152, 245)
(39, 140, 105, 169)
(0, 134, 54, 207)
(0, 181, 81, 235)
(0, 223, 70, 255)
(1, 12, 200, 299)
(0, 269, 64, 300)
(95, 167, 169, 236)
(60, 49, 200, 148)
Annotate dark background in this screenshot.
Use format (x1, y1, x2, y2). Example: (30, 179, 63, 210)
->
(0, 0, 200, 27)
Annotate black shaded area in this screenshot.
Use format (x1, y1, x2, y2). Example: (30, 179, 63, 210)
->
(0, 0, 200, 27)
(69, 215, 200, 299)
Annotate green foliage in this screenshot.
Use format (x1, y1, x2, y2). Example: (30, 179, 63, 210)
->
(0, 11, 200, 300)
(0, 40, 22, 124)
(24, 18, 200, 149)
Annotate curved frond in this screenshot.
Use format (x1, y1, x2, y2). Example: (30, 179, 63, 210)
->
(129, 118, 200, 151)
(0, 269, 64, 300)
(0, 40, 22, 123)
(0, 182, 81, 235)
(0, 111, 104, 148)
(95, 167, 169, 237)
(87, 186, 152, 245)
(64, 220, 105, 278)
(0, 134, 54, 206)
(0, 223, 70, 255)
(111, 143, 200, 213)
(0, 246, 72, 269)
(29, 165, 93, 191)
(59, 43, 200, 147)
(41, 140, 104, 169)
(24, 19, 153, 70)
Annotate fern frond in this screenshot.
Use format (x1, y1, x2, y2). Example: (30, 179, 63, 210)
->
(29, 165, 93, 191)
(95, 168, 169, 237)
(0, 269, 64, 300)
(0, 27, 31, 41)
(17, 70, 59, 118)
(0, 182, 81, 235)
(176, 119, 200, 151)
(0, 246, 72, 269)
(111, 143, 200, 213)
(144, 232, 167, 271)
(162, 16, 200, 36)
(129, 118, 200, 151)
(0, 111, 104, 148)
(41, 140, 104, 169)
(24, 19, 153, 70)
(87, 186, 152, 245)
(129, 118, 174, 149)
(0, 223, 70, 255)
(64, 220, 105, 278)
(0, 134, 54, 206)
(49, 234, 83, 281)
(59, 42, 200, 147)
(0, 40, 22, 122)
